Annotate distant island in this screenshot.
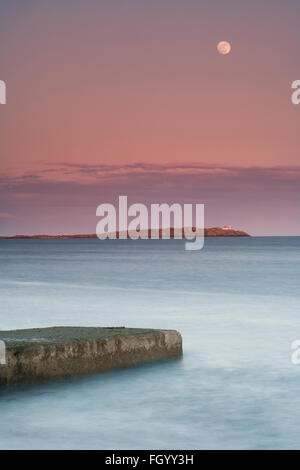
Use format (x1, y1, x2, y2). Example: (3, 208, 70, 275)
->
(0, 227, 250, 239)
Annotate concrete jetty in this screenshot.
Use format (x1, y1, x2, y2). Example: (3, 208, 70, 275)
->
(0, 326, 182, 385)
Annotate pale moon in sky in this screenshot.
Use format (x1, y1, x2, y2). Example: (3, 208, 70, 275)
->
(217, 41, 231, 55)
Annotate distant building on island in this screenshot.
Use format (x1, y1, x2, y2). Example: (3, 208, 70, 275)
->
(222, 225, 232, 231)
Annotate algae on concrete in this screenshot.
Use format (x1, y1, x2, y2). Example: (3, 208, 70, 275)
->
(0, 326, 183, 386)
(0, 326, 158, 351)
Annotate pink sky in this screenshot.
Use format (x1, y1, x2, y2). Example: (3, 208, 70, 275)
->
(0, 0, 300, 235)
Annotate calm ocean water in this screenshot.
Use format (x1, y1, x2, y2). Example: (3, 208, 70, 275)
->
(0, 237, 300, 449)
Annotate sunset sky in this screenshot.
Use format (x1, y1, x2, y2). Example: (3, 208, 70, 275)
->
(0, 0, 299, 235)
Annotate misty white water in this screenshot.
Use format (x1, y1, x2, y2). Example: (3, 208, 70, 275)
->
(0, 237, 299, 449)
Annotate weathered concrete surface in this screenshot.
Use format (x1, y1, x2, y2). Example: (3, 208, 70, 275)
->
(0, 327, 182, 385)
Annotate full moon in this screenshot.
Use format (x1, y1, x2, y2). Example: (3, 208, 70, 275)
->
(217, 41, 231, 55)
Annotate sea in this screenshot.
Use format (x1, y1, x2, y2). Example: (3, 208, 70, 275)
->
(0, 236, 299, 449)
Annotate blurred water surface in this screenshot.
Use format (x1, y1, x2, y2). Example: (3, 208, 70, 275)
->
(0, 237, 299, 449)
